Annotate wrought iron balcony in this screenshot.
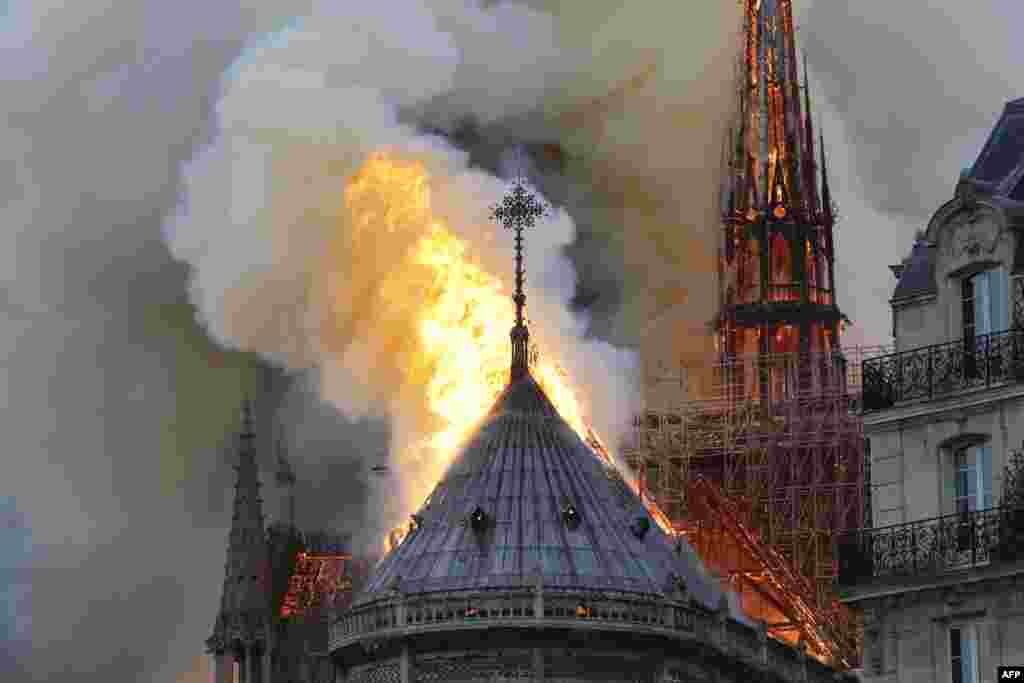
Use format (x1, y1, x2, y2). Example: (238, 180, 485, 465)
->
(861, 327, 1024, 412)
(838, 504, 1024, 588)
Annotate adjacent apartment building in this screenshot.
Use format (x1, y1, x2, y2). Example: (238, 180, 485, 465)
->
(839, 99, 1024, 683)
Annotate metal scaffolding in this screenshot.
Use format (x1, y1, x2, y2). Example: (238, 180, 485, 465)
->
(624, 345, 890, 667)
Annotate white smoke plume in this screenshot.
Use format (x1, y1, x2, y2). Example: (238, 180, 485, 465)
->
(0, 1, 763, 682)
(166, 0, 645, 542)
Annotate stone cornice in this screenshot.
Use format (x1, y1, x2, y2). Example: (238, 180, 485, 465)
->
(890, 292, 937, 309)
(863, 382, 1024, 432)
(840, 560, 1024, 607)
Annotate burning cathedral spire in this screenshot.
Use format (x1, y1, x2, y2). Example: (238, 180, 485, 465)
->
(719, 0, 842, 366)
(326, 145, 833, 683)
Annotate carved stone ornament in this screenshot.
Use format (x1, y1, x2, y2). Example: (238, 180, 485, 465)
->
(960, 179, 978, 208)
(949, 209, 1001, 261)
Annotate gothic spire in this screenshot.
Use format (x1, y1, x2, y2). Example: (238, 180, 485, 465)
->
(489, 150, 550, 382)
(801, 50, 819, 218)
(208, 398, 270, 656)
(725, 0, 823, 223)
(820, 128, 834, 226)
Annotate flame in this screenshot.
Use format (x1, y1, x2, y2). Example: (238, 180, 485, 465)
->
(339, 151, 590, 551)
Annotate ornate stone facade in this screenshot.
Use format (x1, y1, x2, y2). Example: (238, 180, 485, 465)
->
(851, 98, 1024, 683)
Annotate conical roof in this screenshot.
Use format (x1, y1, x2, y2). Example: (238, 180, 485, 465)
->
(358, 372, 728, 611)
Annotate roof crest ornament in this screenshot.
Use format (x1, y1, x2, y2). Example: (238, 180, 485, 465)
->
(489, 147, 551, 382)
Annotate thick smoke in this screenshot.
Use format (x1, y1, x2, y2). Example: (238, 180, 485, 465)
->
(167, 0, 650, 541)
(0, 2, 382, 682)
(0, 1, 869, 682)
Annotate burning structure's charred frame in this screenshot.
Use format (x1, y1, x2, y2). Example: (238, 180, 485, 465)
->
(626, 0, 869, 668)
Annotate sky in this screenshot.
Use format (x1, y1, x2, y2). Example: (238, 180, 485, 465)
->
(0, 1, 1021, 681)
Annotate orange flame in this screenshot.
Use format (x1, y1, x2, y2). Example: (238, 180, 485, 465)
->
(339, 151, 590, 551)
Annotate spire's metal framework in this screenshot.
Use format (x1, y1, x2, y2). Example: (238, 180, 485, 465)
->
(628, 0, 867, 668)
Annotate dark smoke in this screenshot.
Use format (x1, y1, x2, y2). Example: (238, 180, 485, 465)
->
(10, 1, 1000, 681)
(0, 1, 381, 681)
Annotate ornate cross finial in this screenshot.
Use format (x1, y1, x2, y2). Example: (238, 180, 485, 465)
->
(489, 149, 550, 381)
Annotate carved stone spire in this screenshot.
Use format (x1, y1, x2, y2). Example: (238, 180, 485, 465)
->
(207, 398, 270, 660)
(489, 150, 550, 382)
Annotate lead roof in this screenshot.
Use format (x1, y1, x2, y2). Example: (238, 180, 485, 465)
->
(357, 372, 728, 612)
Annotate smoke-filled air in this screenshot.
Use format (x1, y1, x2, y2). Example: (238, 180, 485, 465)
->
(9, 0, 1022, 681)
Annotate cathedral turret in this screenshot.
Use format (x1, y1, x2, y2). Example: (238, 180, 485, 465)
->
(328, 164, 791, 683)
(207, 399, 272, 683)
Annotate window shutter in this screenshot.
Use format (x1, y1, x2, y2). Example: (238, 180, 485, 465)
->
(991, 266, 1010, 333)
(979, 445, 993, 509)
(974, 271, 992, 336)
(946, 455, 959, 515)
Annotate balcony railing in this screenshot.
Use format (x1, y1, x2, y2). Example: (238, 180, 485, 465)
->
(861, 327, 1024, 412)
(838, 504, 1024, 587)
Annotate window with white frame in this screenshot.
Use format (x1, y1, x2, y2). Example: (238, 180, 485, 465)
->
(962, 266, 1010, 341)
(953, 444, 993, 514)
(950, 624, 979, 683)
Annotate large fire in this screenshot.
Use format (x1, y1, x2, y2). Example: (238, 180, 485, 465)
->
(339, 151, 589, 551)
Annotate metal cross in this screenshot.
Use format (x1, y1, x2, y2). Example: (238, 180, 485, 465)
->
(489, 151, 550, 328)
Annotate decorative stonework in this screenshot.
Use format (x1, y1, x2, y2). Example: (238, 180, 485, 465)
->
(946, 208, 1003, 263)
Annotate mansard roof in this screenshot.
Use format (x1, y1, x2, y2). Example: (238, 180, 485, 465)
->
(894, 98, 1024, 302)
(356, 372, 729, 612)
(891, 239, 937, 302)
(969, 98, 1024, 191)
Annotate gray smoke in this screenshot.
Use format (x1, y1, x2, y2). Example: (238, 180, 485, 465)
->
(801, 0, 1020, 222)
(0, 2, 386, 682)
(9, 1, 999, 681)
(797, 0, 1023, 345)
